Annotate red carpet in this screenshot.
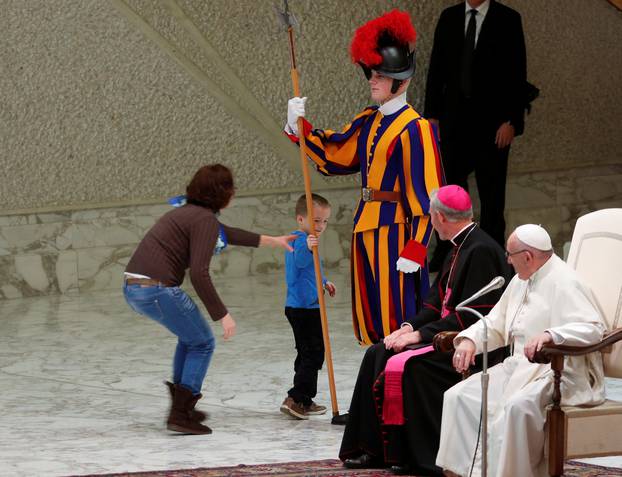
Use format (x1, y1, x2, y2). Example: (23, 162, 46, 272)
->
(69, 459, 622, 477)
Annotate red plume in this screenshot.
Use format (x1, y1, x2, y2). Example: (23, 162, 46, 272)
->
(350, 9, 417, 67)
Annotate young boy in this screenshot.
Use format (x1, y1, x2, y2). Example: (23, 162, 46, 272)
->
(280, 193, 336, 419)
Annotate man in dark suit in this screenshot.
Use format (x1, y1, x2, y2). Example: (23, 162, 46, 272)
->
(425, 0, 527, 270)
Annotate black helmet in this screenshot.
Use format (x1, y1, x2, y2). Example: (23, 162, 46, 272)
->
(350, 10, 417, 91)
(360, 43, 415, 81)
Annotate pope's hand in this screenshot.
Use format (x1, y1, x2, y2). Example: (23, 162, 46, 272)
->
(287, 97, 307, 136)
(453, 339, 476, 373)
(524, 332, 553, 361)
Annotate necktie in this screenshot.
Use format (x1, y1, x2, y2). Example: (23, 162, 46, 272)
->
(460, 9, 477, 98)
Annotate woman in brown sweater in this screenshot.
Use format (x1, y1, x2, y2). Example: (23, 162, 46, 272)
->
(123, 164, 294, 434)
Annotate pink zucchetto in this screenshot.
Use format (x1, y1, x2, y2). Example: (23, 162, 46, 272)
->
(436, 185, 472, 211)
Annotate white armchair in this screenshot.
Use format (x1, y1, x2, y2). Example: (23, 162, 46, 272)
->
(537, 208, 622, 476)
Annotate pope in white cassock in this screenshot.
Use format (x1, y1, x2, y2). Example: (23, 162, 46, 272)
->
(436, 224, 606, 477)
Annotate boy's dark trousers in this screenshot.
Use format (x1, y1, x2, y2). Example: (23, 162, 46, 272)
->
(285, 307, 325, 406)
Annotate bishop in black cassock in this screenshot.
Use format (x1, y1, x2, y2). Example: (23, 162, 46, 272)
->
(340, 185, 512, 476)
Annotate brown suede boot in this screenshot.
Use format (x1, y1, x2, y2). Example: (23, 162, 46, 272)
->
(166, 384, 212, 435)
(164, 381, 208, 422)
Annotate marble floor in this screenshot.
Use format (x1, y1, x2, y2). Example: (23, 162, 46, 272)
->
(0, 271, 620, 476)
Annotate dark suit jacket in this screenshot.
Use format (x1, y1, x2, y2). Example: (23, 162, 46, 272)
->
(424, 0, 527, 136)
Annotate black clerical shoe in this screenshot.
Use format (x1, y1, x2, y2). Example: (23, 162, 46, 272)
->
(343, 453, 378, 469)
(390, 464, 414, 475)
(331, 412, 349, 425)
(392, 464, 443, 476)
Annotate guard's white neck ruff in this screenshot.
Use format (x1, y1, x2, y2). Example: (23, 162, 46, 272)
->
(379, 91, 408, 116)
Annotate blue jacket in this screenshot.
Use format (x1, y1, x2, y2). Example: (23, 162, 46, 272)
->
(285, 230, 327, 309)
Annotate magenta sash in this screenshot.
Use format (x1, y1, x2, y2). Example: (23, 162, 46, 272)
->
(382, 345, 435, 425)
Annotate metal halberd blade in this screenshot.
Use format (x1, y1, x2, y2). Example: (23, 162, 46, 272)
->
(274, 0, 299, 30)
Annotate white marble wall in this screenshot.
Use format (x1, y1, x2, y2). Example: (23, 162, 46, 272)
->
(1, 163, 620, 300)
(503, 164, 622, 251)
(0, 205, 168, 299)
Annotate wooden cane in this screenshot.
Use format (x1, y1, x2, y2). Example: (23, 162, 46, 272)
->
(286, 25, 340, 419)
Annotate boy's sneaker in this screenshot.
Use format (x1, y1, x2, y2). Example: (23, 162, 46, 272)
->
(280, 397, 309, 420)
(305, 401, 327, 415)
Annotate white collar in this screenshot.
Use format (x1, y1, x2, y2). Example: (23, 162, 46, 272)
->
(528, 254, 558, 283)
(378, 92, 408, 116)
(450, 222, 475, 246)
(465, 0, 490, 16)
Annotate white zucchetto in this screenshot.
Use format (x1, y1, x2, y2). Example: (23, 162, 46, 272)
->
(515, 224, 552, 251)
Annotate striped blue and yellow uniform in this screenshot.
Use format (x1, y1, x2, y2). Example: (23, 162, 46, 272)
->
(293, 104, 443, 344)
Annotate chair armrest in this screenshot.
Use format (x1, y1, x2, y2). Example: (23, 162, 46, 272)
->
(532, 327, 622, 364)
(433, 331, 459, 353)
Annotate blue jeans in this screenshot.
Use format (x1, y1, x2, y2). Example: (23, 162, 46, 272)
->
(123, 283, 216, 395)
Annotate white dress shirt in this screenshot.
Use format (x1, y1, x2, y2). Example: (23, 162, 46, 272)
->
(464, 0, 490, 46)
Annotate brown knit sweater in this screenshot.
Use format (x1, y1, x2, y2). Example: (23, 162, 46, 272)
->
(125, 204, 260, 320)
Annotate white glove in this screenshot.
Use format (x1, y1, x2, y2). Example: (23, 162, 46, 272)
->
(396, 257, 421, 273)
(286, 97, 307, 136)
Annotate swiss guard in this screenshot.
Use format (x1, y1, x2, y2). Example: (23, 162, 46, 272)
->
(285, 10, 443, 344)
